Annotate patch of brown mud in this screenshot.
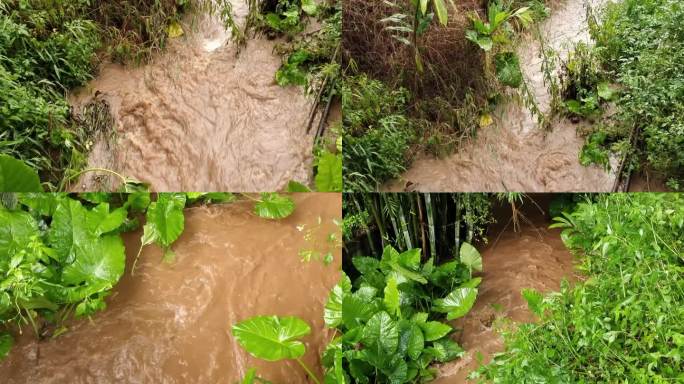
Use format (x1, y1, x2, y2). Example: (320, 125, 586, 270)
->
(628, 172, 670, 192)
(433, 203, 578, 382)
(71, 3, 313, 191)
(0, 193, 341, 383)
(385, 0, 617, 192)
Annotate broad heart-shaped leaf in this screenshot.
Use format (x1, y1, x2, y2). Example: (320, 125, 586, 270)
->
(0, 209, 39, 259)
(254, 193, 295, 219)
(362, 311, 398, 355)
(144, 193, 186, 248)
(434, 287, 478, 320)
(419, 321, 452, 342)
(325, 272, 352, 328)
(460, 242, 482, 272)
(315, 151, 342, 192)
(342, 294, 376, 329)
(495, 52, 523, 88)
(232, 315, 311, 361)
(398, 321, 424, 360)
(61, 234, 126, 286)
(0, 155, 42, 192)
(0, 332, 13, 360)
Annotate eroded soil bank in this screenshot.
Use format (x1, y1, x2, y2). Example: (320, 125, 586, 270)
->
(71, 2, 313, 191)
(0, 194, 341, 383)
(386, 0, 617, 192)
(434, 198, 578, 382)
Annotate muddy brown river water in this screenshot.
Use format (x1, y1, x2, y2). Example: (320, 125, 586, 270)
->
(0, 193, 341, 383)
(71, 2, 313, 191)
(386, 0, 617, 192)
(433, 202, 578, 382)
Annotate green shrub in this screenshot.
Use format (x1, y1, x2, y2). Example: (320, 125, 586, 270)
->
(587, 0, 684, 184)
(342, 75, 415, 191)
(476, 193, 684, 383)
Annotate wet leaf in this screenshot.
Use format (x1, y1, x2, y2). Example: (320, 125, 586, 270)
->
(362, 311, 398, 354)
(434, 287, 478, 320)
(143, 193, 186, 248)
(254, 193, 295, 219)
(419, 321, 452, 341)
(325, 272, 352, 327)
(460, 242, 482, 272)
(0, 155, 42, 192)
(287, 180, 311, 192)
(315, 152, 342, 192)
(232, 315, 311, 361)
(383, 277, 400, 316)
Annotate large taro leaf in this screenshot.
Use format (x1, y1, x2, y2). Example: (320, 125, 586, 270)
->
(383, 277, 401, 316)
(315, 151, 342, 192)
(61, 235, 125, 287)
(0, 155, 42, 192)
(419, 321, 452, 342)
(434, 287, 478, 320)
(0, 209, 39, 260)
(459, 242, 483, 272)
(495, 52, 523, 88)
(17, 193, 65, 217)
(362, 311, 398, 356)
(398, 321, 424, 360)
(325, 272, 352, 328)
(143, 193, 187, 248)
(342, 294, 376, 329)
(232, 315, 311, 361)
(254, 193, 295, 220)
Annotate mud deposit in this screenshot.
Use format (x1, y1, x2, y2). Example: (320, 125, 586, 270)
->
(434, 204, 577, 382)
(0, 194, 341, 383)
(71, 2, 313, 191)
(386, 0, 617, 192)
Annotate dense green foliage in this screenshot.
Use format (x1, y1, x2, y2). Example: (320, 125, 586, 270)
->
(0, 191, 295, 361)
(342, 76, 415, 191)
(565, 0, 684, 186)
(322, 243, 481, 383)
(0, 0, 226, 188)
(476, 193, 684, 382)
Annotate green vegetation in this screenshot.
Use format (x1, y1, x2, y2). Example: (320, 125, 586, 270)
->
(325, 243, 481, 382)
(562, 0, 684, 188)
(0, 191, 296, 361)
(0, 0, 231, 189)
(342, 0, 550, 190)
(475, 193, 684, 382)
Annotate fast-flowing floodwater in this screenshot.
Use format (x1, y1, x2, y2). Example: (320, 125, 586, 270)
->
(386, 0, 617, 192)
(71, 2, 313, 191)
(433, 200, 578, 382)
(0, 194, 341, 383)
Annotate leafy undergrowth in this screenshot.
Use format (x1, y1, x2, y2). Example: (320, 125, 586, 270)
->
(562, 0, 684, 188)
(342, 0, 552, 190)
(0, 0, 231, 190)
(0, 191, 296, 360)
(233, 243, 483, 383)
(475, 193, 684, 382)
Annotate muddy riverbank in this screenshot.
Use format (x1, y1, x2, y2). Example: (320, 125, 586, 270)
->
(71, 2, 314, 191)
(0, 194, 341, 383)
(385, 0, 617, 192)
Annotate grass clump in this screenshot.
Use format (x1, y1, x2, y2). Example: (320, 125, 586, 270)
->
(475, 193, 684, 382)
(563, 0, 684, 188)
(342, 75, 415, 191)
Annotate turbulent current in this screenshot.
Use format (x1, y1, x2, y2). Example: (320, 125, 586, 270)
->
(433, 199, 578, 382)
(71, 2, 314, 191)
(386, 0, 617, 192)
(0, 194, 341, 383)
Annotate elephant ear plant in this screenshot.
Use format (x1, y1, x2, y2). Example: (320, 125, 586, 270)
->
(232, 242, 484, 383)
